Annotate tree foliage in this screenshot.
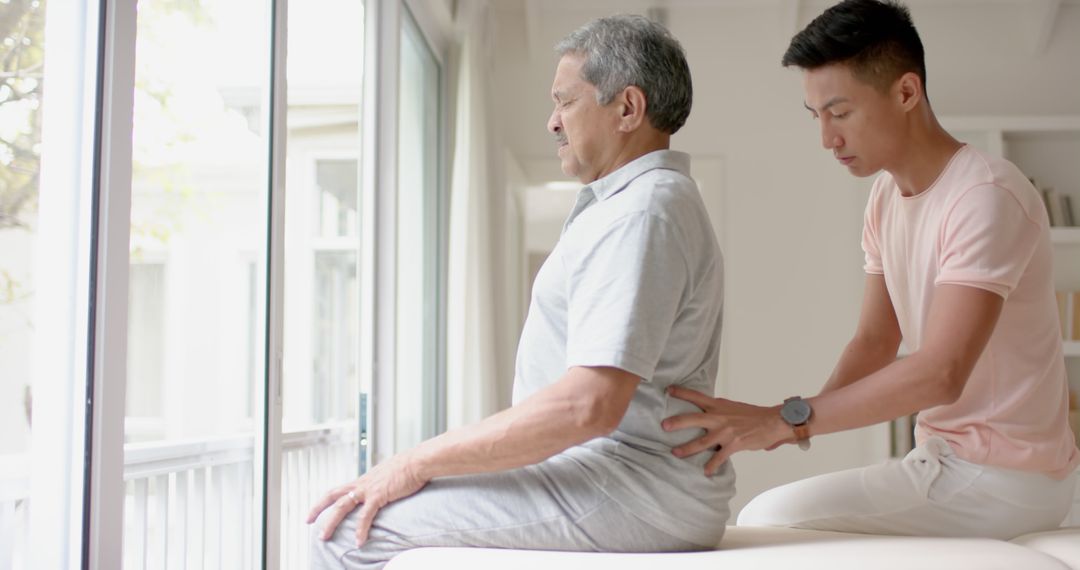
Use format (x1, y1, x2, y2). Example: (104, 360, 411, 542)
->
(0, 0, 45, 232)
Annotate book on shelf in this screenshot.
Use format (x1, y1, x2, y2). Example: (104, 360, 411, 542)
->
(1060, 291, 1070, 339)
(1040, 187, 1077, 227)
(1074, 291, 1080, 342)
(1057, 290, 1080, 341)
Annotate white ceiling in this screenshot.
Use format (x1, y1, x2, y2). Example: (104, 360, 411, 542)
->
(490, 0, 1080, 176)
(511, 0, 1080, 61)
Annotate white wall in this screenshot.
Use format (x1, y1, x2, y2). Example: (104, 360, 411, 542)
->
(487, 0, 1080, 517)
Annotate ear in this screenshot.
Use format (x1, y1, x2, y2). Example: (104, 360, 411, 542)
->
(615, 85, 648, 132)
(894, 71, 923, 112)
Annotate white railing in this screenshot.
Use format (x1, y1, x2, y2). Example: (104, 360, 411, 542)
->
(0, 423, 359, 570)
(280, 425, 362, 569)
(0, 457, 29, 570)
(123, 434, 258, 570)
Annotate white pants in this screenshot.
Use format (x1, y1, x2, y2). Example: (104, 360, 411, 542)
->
(738, 437, 1077, 540)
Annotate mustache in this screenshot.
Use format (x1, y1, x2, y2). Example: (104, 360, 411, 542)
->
(554, 134, 568, 145)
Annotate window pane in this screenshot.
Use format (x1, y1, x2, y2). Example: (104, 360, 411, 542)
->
(1, 2, 50, 567)
(281, 0, 365, 566)
(124, 0, 269, 567)
(396, 10, 441, 452)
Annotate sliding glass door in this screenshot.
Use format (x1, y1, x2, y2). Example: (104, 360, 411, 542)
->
(395, 6, 443, 453)
(0, 2, 103, 565)
(0, 1, 100, 567)
(123, 1, 270, 567)
(0, 1, 448, 567)
(281, 1, 366, 567)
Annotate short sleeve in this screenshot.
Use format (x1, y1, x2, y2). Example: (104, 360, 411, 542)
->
(862, 188, 884, 275)
(936, 184, 1041, 298)
(563, 212, 689, 381)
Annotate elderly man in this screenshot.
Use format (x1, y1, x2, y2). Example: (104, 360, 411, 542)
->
(308, 14, 732, 570)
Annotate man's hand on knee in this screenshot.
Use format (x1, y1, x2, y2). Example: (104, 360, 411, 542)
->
(307, 453, 428, 547)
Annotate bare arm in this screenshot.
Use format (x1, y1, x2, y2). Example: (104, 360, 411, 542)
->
(308, 365, 640, 544)
(804, 283, 1002, 434)
(665, 283, 1003, 474)
(819, 274, 902, 394)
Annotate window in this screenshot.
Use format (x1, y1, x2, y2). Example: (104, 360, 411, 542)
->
(126, 262, 166, 440)
(0, 1, 98, 567)
(0, 3, 50, 567)
(0, 1, 449, 567)
(281, 1, 366, 567)
(123, 0, 270, 567)
(395, 7, 443, 453)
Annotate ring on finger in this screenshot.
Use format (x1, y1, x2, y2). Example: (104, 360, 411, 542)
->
(346, 490, 359, 505)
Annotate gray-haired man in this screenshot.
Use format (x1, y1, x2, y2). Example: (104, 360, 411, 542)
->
(308, 15, 732, 569)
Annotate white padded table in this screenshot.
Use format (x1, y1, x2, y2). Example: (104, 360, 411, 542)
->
(385, 525, 1079, 570)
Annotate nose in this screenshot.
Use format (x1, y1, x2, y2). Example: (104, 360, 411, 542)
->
(820, 119, 842, 150)
(547, 108, 561, 135)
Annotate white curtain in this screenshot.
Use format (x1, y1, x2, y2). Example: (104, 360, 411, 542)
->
(446, 1, 499, 429)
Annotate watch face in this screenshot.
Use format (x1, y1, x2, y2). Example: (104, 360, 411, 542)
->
(781, 398, 812, 426)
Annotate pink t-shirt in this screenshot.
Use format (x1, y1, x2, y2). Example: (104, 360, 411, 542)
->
(863, 145, 1079, 479)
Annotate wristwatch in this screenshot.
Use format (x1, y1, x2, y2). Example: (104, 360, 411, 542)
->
(780, 396, 813, 450)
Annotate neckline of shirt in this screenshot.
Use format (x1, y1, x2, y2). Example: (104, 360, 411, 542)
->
(897, 144, 971, 203)
(584, 149, 691, 202)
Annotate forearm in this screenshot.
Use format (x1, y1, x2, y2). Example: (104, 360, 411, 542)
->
(410, 367, 636, 481)
(806, 351, 955, 437)
(819, 335, 900, 395)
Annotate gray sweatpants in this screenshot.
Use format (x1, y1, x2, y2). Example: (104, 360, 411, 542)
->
(309, 453, 704, 569)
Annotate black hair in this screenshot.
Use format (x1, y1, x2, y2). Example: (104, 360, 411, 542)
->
(782, 0, 926, 93)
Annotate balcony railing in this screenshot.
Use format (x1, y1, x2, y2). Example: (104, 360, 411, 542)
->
(0, 423, 359, 570)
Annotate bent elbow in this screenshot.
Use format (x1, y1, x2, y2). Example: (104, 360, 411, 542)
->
(572, 394, 624, 438)
(934, 367, 969, 406)
(940, 378, 966, 405)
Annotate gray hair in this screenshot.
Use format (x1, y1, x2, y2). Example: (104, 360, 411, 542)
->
(555, 14, 692, 134)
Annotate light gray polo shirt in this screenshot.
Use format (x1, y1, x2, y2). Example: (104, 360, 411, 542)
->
(512, 149, 733, 546)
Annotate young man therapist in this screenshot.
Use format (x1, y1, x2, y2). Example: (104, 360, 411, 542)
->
(665, 0, 1078, 539)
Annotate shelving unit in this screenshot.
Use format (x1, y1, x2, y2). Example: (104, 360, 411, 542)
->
(1051, 227, 1080, 245)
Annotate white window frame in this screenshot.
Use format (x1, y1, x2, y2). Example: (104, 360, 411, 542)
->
(29, 1, 110, 568)
(85, 0, 137, 568)
(402, 0, 451, 442)
(69, 0, 454, 568)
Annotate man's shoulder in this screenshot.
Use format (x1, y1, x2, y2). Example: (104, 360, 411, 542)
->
(944, 148, 1044, 220)
(614, 167, 702, 219)
(935, 146, 1039, 198)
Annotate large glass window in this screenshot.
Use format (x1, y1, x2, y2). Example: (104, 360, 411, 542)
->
(1, 1, 449, 566)
(0, 2, 48, 567)
(281, 1, 365, 567)
(0, 2, 97, 567)
(123, 0, 269, 567)
(395, 9, 442, 452)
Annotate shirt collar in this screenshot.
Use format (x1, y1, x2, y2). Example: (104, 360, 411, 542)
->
(584, 149, 691, 202)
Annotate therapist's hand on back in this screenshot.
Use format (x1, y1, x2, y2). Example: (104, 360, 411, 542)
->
(662, 385, 794, 475)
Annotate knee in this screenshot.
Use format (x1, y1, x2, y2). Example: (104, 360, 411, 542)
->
(735, 495, 769, 527)
(308, 509, 361, 568)
(736, 487, 793, 527)
(308, 508, 413, 570)
(309, 525, 347, 569)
